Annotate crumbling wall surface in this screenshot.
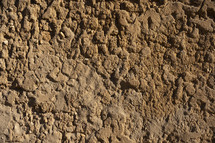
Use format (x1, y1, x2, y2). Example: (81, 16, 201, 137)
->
(0, 0, 215, 142)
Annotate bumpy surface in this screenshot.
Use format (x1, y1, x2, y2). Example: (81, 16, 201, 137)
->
(0, 0, 215, 142)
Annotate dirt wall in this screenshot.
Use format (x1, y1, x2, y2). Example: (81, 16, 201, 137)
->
(0, 0, 215, 142)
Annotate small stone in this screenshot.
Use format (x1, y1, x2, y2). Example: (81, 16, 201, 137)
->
(42, 7, 57, 21)
(141, 47, 151, 57)
(207, 75, 215, 89)
(5, 91, 17, 106)
(0, 49, 8, 59)
(163, 65, 176, 84)
(140, 78, 148, 91)
(175, 85, 183, 101)
(0, 59, 6, 70)
(190, 27, 199, 38)
(0, 72, 7, 85)
(185, 83, 195, 96)
(165, 50, 177, 63)
(14, 123, 22, 135)
(94, 31, 106, 44)
(3, 40, 8, 45)
(127, 78, 140, 89)
(90, 17, 98, 30)
(62, 60, 77, 78)
(117, 10, 130, 27)
(96, 127, 112, 142)
(59, 32, 65, 39)
(179, 50, 189, 64)
(18, 71, 38, 91)
(183, 72, 195, 82)
(62, 27, 74, 40)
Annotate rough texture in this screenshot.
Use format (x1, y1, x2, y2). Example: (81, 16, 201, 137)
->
(0, 0, 215, 142)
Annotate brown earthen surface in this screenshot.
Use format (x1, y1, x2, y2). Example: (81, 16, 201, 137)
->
(0, 0, 215, 142)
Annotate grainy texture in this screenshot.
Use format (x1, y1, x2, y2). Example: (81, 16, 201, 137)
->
(0, 0, 215, 142)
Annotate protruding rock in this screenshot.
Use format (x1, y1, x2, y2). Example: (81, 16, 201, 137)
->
(18, 71, 38, 91)
(185, 83, 195, 96)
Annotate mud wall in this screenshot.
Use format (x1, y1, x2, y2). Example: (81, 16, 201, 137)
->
(0, 0, 215, 142)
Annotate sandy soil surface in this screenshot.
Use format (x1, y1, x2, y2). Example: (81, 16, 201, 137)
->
(0, 0, 215, 142)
